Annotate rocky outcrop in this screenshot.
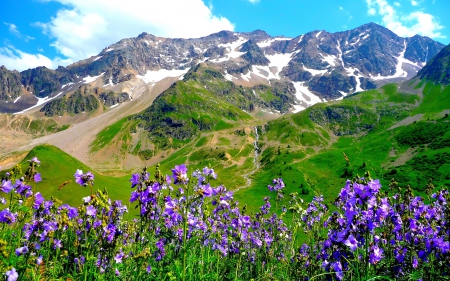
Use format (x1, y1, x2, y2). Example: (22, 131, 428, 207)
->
(21, 66, 74, 98)
(308, 105, 378, 135)
(240, 40, 270, 66)
(417, 43, 450, 85)
(40, 85, 129, 116)
(0, 66, 22, 101)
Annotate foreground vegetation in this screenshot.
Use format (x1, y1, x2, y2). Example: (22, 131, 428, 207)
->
(0, 158, 449, 280)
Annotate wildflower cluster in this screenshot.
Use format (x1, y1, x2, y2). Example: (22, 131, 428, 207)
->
(294, 176, 450, 280)
(0, 159, 448, 280)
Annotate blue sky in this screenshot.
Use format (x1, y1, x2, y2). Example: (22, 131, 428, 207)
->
(1, 0, 449, 71)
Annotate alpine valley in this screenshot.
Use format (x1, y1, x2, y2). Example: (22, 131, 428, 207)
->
(1, 22, 450, 211)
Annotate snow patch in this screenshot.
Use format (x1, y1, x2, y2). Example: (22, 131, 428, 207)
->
(303, 64, 328, 76)
(13, 96, 20, 103)
(266, 52, 297, 78)
(224, 72, 234, 81)
(212, 37, 248, 62)
(14, 92, 64, 114)
(61, 82, 74, 89)
(241, 71, 252, 82)
(103, 78, 114, 88)
(320, 53, 337, 67)
(83, 73, 104, 84)
(257, 37, 291, 48)
(257, 39, 276, 48)
(371, 39, 408, 81)
(350, 37, 360, 46)
(137, 68, 189, 83)
(338, 90, 348, 97)
(106, 48, 114, 52)
(93, 56, 102, 62)
(291, 82, 323, 113)
(316, 31, 322, 38)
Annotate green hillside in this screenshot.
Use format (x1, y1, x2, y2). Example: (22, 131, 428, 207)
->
(235, 81, 450, 213)
(6, 77, 450, 218)
(9, 145, 132, 210)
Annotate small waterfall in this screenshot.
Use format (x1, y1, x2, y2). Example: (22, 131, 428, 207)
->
(253, 126, 260, 169)
(236, 126, 261, 192)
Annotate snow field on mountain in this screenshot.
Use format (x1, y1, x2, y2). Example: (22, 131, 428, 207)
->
(137, 68, 189, 83)
(292, 82, 324, 113)
(14, 91, 64, 114)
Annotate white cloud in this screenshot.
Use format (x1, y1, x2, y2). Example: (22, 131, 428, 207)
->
(393, 2, 401, 7)
(1, 0, 234, 71)
(411, 0, 419, 6)
(248, 0, 260, 3)
(365, 0, 445, 39)
(339, 6, 353, 20)
(35, 0, 235, 64)
(4, 22, 21, 37)
(0, 45, 72, 71)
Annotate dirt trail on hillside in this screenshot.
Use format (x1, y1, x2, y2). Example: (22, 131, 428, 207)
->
(6, 78, 178, 169)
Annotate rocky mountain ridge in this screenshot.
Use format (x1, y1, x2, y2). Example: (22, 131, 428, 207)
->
(417, 43, 450, 84)
(0, 22, 445, 115)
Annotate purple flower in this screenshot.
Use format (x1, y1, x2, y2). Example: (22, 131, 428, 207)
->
(74, 169, 94, 186)
(268, 178, 285, 191)
(130, 173, 140, 188)
(5, 267, 18, 281)
(146, 264, 152, 273)
(202, 167, 217, 179)
(14, 181, 31, 197)
(15, 246, 28, 256)
(28, 157, 40, 165)
(412, 256, 419, 268)
(344, 234, 358, 251)
(104, 224, 116, 243)
(202, 184, 214, 197)
(164, 197, 179, 216)
(54, 239, 62, 249)
(33, 192, 44, 209)
(369, 245, 383, 264)
(171, 164, 188, 184)
(36, 255, 43, 266)
(33, 173, 42, 183)
(1, 180, 13, 193)
(86, 205, 96, 217)
(115, 268, 120, 276)
(114, 251, 124, 263)
(0, 209, 16, 224)
(331, 261, 343, 280)
(66, 207, 78, 220)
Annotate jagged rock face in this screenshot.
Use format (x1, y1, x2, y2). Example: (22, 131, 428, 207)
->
(21, 67, 74, 98)
(240, 40, 270, 66)
(308, 105, 379, 136)
(39, 85, 129, 116)
(417, 43, 450, 85)
(0, 66, 22, 101)
(0, 23, 446, 114)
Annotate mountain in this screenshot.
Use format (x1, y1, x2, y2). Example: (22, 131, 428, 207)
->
(417, 43, 450, 84)
(1, 24, 450, 213)
(0, 23, 445, 115)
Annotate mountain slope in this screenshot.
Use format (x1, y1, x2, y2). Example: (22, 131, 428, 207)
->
(0, 23, 445, 116)
(417, 43, 450, 84)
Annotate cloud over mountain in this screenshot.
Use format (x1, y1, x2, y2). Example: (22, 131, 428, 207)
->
(1, 0, 234, 71)
(366, 0, 444, 39)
